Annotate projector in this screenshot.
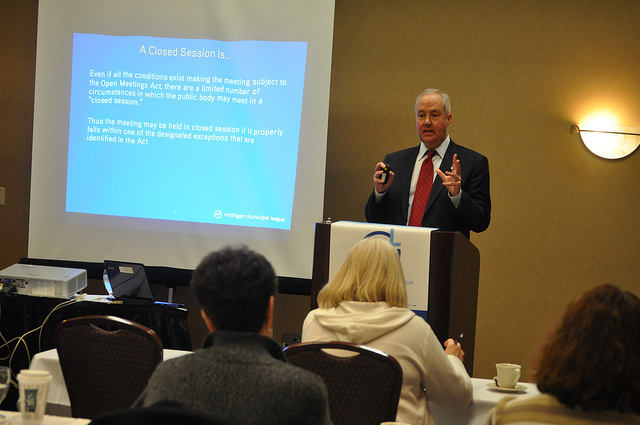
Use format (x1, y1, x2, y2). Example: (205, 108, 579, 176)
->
(0, 263, 87, 299)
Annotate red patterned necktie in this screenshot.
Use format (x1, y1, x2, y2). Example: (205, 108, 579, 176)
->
(408, 150, 435, 226)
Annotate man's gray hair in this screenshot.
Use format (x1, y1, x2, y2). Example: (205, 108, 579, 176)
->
(415, 88, 451, 116)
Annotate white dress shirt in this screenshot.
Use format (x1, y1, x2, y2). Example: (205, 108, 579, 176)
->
(374, 135, 462, 225)
(406, 136, 461, 224)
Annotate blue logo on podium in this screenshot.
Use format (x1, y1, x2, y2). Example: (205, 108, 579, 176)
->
(364, 228, 401, 256)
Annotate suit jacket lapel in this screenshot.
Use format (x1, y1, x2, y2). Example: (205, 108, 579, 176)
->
(400, 145, 420, 222)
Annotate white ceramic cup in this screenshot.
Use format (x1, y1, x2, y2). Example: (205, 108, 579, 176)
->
(17, 369, 52, 425)
(495, 363, 521, 388)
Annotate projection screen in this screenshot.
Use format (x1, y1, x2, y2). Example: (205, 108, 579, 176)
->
(29, 0, 335, 279)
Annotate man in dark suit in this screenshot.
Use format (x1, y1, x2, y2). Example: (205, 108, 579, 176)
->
(365, 89, 491, 239)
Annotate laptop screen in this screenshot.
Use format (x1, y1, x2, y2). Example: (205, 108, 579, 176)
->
(104, 260, 155, 303)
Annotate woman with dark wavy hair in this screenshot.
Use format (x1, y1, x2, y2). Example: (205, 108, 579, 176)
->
(487, 284, 640, 424)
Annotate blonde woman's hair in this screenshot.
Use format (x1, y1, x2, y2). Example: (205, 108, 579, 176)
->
(317, 236, 407, 308)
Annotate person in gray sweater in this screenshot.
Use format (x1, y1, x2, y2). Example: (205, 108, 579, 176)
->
(134, 246, 333, 425)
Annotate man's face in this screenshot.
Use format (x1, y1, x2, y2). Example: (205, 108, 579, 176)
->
(415, 93, 452, 149)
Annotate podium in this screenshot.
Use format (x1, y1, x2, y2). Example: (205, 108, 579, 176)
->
(311, 221, 480, 374)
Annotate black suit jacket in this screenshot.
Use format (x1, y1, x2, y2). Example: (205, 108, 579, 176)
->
(364, 140, 491, 239)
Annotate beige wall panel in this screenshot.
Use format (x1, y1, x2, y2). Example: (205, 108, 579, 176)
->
(325, 1, 640, 379)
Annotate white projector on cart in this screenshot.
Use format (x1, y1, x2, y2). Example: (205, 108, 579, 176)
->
(0, 263, 87, 299)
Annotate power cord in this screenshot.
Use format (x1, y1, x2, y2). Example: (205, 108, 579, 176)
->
(0, 298, 79, 388)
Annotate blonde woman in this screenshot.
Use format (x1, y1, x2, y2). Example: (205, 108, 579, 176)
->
(302, 236, 472, 425)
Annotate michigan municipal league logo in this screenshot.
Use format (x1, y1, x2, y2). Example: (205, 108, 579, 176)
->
(364, 228, 401, 256)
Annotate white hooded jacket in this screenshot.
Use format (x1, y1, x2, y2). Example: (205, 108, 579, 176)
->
(302, 301, 472, 425)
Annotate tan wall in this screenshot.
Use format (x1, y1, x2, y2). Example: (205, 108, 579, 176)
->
(325, 0, 640, 379)
(2, 0, 640, 379)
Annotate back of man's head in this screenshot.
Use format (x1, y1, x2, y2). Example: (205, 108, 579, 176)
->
(191, 246, 277, 333)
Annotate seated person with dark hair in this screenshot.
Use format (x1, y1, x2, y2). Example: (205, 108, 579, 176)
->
(134, 246, 333, 425)
(487, 283, 640, 424)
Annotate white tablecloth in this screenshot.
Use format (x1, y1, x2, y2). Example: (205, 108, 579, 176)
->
(0, 410, 90, 424)
(429, 377, 540, 425)
(31, 349, 537, 425)
(29, 348, 192, 411)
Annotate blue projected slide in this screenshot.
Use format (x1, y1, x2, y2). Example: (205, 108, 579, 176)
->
(66, 33, 307, 230)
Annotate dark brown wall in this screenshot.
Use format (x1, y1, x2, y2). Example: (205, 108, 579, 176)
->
(0, 0, 36, 266)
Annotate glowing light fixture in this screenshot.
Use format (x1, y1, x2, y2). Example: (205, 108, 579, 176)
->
(570, 113, 640, 159)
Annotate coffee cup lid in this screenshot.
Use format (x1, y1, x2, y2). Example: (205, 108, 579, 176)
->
(18, 370, 52, 379)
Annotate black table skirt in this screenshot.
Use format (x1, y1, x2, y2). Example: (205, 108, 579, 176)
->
(0, 293, 191, 410)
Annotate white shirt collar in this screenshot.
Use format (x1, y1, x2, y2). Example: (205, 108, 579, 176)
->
(418, 135, 450, 160)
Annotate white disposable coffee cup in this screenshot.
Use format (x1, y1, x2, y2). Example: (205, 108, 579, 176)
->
(495, 363, 521, 388)
(17, 369, 52, 425)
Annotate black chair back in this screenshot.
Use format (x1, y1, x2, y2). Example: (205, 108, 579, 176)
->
(89, 402, 237, 425)
(283, 341, 403, 425)
(55, 315, 163, 419)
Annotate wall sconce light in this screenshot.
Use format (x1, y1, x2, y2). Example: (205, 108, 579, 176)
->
(570, 124, 640, 159)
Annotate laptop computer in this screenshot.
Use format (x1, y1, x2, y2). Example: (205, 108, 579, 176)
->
(104, 260, 155, 304)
